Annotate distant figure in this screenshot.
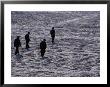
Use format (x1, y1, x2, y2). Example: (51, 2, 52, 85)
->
(40, 39, 47, 57)
(14, 36, 21, 55)
(50, 27, 55, 43)
(25, 32, 30, 50)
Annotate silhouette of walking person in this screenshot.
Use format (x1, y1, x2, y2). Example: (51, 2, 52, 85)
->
(14, 36, 21, 55)
(50, 27, 55, 43)
(25, 32, 30, 50)
(40, 39, 47, 57)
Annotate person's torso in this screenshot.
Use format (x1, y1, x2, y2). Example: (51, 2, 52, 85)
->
(51, 30, 55, 36)
(15, 39, 20, 46)
(25, 34, 29, 40)
(40, 41, 46, 49)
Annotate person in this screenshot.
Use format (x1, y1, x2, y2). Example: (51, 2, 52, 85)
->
(40, 39, 47, 57)
(50, 27, 55, 43)
(25, 32, 30, 50)
(14, 36, 21, 55)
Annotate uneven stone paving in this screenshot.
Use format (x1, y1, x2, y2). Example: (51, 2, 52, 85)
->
(11, 11, 100, 77)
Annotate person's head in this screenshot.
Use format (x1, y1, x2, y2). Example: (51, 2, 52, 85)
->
(28, 32, 30, 34)
(17, 36, 20, 39)
(52, 27, 54, 30)
(43, 39, 46, 42)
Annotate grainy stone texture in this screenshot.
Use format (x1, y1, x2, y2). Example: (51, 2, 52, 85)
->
(11, 11, 100, 77)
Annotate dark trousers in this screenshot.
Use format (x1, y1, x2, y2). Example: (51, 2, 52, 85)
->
(41, 49, 45, 57)
(26, 41, 29, 49)
(52, 36, 55, 43)
(15, 47, 19, 55)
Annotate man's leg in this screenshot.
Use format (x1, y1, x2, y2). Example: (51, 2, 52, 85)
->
(52, 37, 55, 43)
(26, 41, 29, 49)
(27, 41, 30, 48)
(41, 49, 45, 57)
(27, 42, 29, 48)
(15, 47, 19, 55)
(41, 52, 44, 57)
(41, 50, 44, 57)
(52, 37, 53, 43)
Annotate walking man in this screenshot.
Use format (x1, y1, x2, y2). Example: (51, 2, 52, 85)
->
(40, 39, 47, 57)
(14, 36, 21, 55)
(50, 27, 55, 43)
(25, 32, 30, 50)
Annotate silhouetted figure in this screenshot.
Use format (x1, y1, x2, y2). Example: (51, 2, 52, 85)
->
(14, 36, 21, 55)
(40, 39, 47, 57)
(25, 32, 30, 50)
(50, 27, 55, 43)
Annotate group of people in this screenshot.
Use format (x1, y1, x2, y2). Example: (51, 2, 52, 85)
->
(14, 27, 55, 57)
